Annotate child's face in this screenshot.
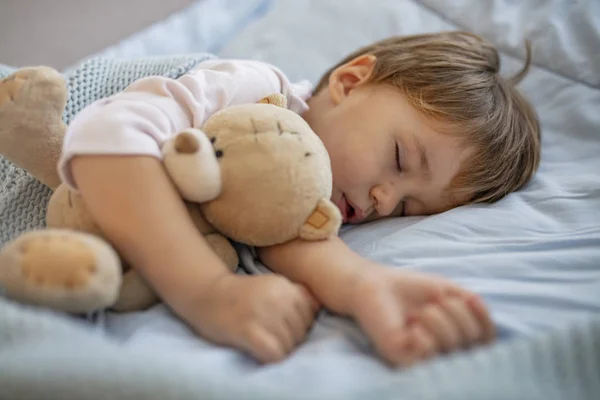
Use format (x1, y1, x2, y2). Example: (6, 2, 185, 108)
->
(303, 56, 474, 223)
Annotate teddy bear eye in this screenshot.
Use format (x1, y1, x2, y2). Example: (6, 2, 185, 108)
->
(210, 137, 216, 144)
(215, 150, 223, 158)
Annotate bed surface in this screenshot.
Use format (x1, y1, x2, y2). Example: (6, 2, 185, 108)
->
(2, 1, 599, 399)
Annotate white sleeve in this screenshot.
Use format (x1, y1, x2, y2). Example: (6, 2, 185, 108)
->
(58, 59, 309, 189)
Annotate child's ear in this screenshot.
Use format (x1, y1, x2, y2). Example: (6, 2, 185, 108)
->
(328, 54, 376, 105)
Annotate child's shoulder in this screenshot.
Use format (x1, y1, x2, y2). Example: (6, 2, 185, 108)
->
(64, 54, 215, 123)
(190, 58, 313, 114)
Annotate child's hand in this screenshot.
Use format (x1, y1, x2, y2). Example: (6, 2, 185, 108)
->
(182, 274, 319, 363)
(258, 236, 495, 367)
(349, 265, 495, 367)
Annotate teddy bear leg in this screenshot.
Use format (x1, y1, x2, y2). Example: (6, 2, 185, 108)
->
(112, 234, 239, 312)
(46, 184, 105, 238)
(0, 67, 67, 189)
(205, 233, 239, 271)
(111, 269, 160, 313)
(0, 230, 122, 313)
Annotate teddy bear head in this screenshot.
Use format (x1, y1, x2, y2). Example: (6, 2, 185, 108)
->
(165, 95, 342, 247)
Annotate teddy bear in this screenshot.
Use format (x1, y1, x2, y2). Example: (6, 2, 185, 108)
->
(0, 66, 341, 314)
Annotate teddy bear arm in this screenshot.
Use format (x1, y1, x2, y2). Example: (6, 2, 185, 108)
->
(204, 233, 239, 271)
(111, 269, 159, 312)
(299, 198, 343, 241)
(46, 184, 106, 238)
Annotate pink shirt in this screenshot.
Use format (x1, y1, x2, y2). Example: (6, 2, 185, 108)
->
(59, 59, 313, 189)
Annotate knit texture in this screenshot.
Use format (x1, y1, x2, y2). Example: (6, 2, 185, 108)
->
(0, 54, 213, 245)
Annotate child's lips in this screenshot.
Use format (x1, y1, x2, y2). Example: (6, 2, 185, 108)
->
(336, 194, 365, 224)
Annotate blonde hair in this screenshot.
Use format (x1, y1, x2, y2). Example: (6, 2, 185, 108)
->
(315, 31, 541, 204)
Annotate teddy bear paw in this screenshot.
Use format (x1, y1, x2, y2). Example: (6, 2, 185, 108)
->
(20, 234, 98, 289)
(0, 230, 122, 313)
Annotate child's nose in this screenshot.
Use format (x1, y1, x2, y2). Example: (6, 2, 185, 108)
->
(370, 184, 401, 217)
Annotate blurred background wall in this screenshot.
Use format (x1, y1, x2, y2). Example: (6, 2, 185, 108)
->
(0, 0, 196, 69)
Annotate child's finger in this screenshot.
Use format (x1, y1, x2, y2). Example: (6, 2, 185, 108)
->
(354, 291, 408, 365)
(407, 323, 438, 361)
(468, 295, 496, 344)
(294, 286, 320, 324)
(438, 297, 482, 347)
(418, 303, 461, 352)
(394, 323, 438, 368)
(243, 325, 287, 364)
(267, 318, 296, 355)
(308, 292, 321, 314)
(284, 310, 309, 344)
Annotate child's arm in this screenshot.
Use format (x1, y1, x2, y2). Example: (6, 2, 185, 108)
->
(72, 155, 317, 363)
(71, 155, 227, 310)
(258, 237, 496, 367)
(63, 59, 318, 363)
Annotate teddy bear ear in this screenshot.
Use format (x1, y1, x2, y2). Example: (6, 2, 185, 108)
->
(258, 93, 287, 108)
(299, 198, 342, 241)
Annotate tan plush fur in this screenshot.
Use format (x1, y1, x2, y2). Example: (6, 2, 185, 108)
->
(0, 67, 341, 314)
(0, 229, 122, 313)
(192, 101, 338, 246)
(0, 67, 66, 189)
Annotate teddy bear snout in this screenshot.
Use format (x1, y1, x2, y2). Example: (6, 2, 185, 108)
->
(174, 131, 200, 154)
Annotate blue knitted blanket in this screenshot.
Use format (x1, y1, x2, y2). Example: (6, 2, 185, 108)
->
(0, 54, 213, 246)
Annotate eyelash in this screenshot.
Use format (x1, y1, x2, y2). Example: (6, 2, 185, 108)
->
(395, 144, 403, 172)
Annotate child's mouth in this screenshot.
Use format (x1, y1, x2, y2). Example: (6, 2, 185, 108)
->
(346, 200, 355, 221)
(337, 194, 362, 224)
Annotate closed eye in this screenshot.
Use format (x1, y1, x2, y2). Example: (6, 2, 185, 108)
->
(395, 144, 403, 172)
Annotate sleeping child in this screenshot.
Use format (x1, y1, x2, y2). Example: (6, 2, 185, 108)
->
(59, 31, 540, 366)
